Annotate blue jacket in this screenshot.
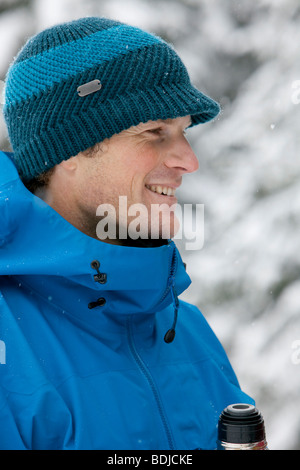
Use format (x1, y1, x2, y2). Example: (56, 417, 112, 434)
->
(0, 151, 253, 450)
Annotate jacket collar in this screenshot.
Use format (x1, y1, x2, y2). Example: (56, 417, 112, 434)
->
(0, 151, 191, 320)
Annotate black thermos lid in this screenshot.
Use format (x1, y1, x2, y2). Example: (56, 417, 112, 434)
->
(218, 403, 266, 444)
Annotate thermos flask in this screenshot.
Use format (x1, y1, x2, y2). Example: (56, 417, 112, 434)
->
(217, 403, 268, 450)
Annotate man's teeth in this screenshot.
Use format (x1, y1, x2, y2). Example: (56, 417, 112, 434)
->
(146, 185, 176, 196)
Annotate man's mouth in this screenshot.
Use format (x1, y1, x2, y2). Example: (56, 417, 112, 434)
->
(145, 184, 176, 197)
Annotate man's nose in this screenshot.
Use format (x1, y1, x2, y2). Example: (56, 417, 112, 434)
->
(164, 136, 199, 174)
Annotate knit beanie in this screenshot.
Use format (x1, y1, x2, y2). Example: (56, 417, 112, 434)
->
(3, 17, 220, 181)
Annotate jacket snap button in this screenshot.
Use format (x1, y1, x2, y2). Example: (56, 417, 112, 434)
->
(88, 297, 106, 309)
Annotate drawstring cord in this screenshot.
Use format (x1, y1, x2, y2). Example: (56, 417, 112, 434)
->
(91, 260, 107, 284)
(164, 282, 179, 344)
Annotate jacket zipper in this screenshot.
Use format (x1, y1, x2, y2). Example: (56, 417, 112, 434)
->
(126, 316, 175, 450)
(126, 245, 178, 449)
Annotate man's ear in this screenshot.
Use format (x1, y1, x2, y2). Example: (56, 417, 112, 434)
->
(57, 156, 78, 173)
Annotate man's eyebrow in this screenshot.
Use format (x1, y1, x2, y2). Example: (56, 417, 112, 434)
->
(167, 118, 193, 128)
(134, 117, 192, 132)
(156, 118, 193, 129)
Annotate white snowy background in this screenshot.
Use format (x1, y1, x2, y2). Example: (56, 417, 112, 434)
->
(0, 0, 299, 450)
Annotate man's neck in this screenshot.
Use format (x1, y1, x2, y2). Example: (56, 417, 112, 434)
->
(34, 187, 167, 248)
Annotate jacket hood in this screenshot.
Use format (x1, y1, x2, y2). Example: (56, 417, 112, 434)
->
(0, 151, 191, 318)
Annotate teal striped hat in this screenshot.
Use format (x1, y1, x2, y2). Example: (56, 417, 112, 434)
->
(3, 17, 220, 181)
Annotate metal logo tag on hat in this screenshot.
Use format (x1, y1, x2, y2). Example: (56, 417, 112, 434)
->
(77, 79, 102, 97)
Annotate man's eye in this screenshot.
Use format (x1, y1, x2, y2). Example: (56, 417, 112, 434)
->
(147, 127, 163, 135)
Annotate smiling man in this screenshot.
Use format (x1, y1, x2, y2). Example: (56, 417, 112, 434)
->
(0, 17, 254, 450)
(39, 115, 196, 243)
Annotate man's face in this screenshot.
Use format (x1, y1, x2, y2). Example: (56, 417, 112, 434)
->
(66, 115, 199, 244)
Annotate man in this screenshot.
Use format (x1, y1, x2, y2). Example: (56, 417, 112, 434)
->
(0, 17, 253, 450)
